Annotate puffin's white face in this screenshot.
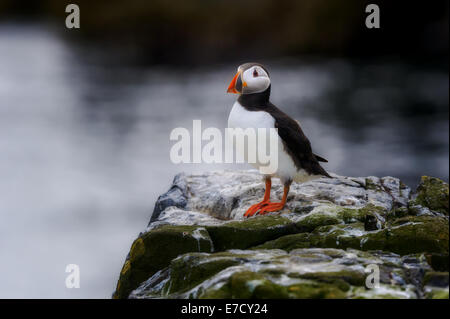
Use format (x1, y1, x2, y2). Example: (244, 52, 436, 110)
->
(227, 63, 271, 95)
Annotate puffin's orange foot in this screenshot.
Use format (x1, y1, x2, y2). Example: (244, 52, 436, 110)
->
(258, 202, 285, 215)
(244, 200, 269, 218)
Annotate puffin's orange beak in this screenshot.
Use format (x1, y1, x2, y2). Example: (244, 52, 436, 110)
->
(227, 70, 246, 94)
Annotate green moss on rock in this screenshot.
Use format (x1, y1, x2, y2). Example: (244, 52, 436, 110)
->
(165, 253, 241, 294)
(425, 288, 449, 299)
(290, 204, 387, 235)
(113, 225, 213, 299)
(199, 271, 347, 299)
(255, 223, 364, 252)
(252, 233, 311, 251)
(296, 269, 366, 287)
(412, 176, 449, 215)
(365, 177, 383, 191)
(352, 216, 448, 255)
(229, 271, 288, 299)
(205, 216, 297, 251)
(364, 216, 449, 255)
(387, 207, 409, 220)
(285, 281, 348, 298)
(339, 204, 386, 224)
(309, 223, 365, 249)
(308, 216, 449, 255)
(295, 205, 344, 232)
(257, 215, 449, 256)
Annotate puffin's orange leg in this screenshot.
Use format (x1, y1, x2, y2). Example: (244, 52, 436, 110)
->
(257, 185, 290, 216)
(244, 179, 272, 218)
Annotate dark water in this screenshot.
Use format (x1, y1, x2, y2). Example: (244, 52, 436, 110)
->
(0, 23, 448, 298)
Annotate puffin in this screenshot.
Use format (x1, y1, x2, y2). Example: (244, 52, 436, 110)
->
(227, 62, 331, 218)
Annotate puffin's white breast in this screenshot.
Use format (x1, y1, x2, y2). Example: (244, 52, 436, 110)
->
(228, 101, 275, 131)
(228, 101, 301, 182)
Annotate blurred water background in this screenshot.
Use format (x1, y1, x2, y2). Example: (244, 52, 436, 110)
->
(0, 0, 448, 298)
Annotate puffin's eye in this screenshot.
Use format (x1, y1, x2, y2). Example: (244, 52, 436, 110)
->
(253, 69, 258, 77)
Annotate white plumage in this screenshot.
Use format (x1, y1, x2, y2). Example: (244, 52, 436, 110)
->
(228, 101, 320, 184)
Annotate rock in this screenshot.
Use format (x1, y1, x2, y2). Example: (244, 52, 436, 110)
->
(423, 271, 450, 299)
(129, 248, 423, 299)
(149, 173, 188, 224)
(113, 225, 214, 299)
(257, 216, 448, 256)
(364, 214, 380, 231)
(423, 271, 449, 288)
(114, 170, 449, 299)
(410, 176, 449, 216)
(425, 253, 449, 272)
(148, 170, 413, 222)
(205, 216, 298, 251)
(424, 288, 449, 299)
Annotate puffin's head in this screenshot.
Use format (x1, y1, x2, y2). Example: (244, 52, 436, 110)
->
(227, 63, 270, 95)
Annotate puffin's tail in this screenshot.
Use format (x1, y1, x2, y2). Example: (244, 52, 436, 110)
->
(314, 154, 328, 163)
(312, 154, 331, 178)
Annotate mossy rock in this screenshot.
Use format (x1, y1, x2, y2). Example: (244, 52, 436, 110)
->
(113, 225, 213, 299)
(345, 216, 447, 255)
(423, 271, 449, 288)
(253, 233, 311, 251)
(258, 215, 449, 256)
(310, 223, 365, 248)
(294, 269, 366, 287)
(425, 253, 449, 271)
(349, 285, 416, 299)
(294, 204, 387, 233)
(362, 216, 449, 255)
(365, 177, 383, 191)
(198, 271, 347, 299)
(412, 176, 449, 215)
(423, 270, 450, 300)
(255, 223, 365, 252)
(339, 204, 387, 224)
(205, 216, 297, 251)
(164, 252, 243, 295)
(115, 216, 298, 298)
(424, 288, 449, 299)
(309, 216, 449, 255)
(294, 205, 344, 232)
(284, 281, 348, 299)
(387, 207, 409, 220)
(128, 247, 435, 299)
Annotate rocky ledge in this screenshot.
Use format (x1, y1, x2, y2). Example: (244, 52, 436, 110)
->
(113, 171, 449, 299)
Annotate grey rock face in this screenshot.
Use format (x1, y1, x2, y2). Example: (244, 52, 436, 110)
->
(149, 170, 412, 224)
(149, 173, 188, 224)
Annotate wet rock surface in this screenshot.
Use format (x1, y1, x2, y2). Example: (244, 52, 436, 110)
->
(130, 248, 429, 299)
(113, 170, 449, 299)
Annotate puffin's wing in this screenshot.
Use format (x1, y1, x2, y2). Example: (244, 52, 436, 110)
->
(268, 103, 330, 177)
